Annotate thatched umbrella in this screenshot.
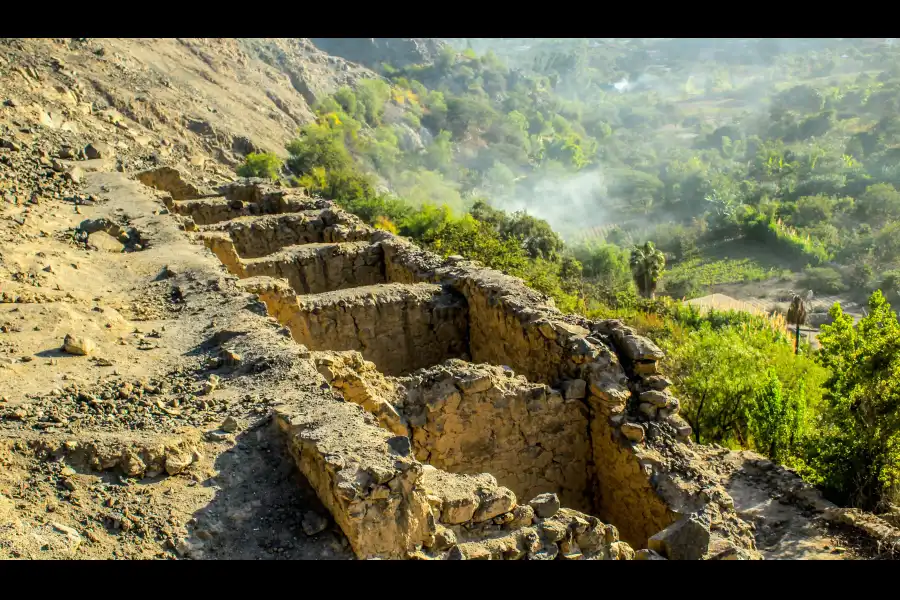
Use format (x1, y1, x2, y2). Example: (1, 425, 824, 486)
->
(786, 293, 808, 355)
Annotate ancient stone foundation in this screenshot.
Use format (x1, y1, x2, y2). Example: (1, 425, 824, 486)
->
(156, 175, 761, 560)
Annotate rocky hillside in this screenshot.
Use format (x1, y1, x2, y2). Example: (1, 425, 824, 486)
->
(1, 37, 899, 561)
(0, 38, 378, 181)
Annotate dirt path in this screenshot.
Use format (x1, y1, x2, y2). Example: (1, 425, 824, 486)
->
(0, 169, 352, 560)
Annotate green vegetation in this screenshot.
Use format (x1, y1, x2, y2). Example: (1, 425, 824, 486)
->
(663, 257, 777, 299)
(811, 291, 900, 509)
(629, 241, 665, 299)
(236, 152, 283, 180)
(264, 38, 900, 513)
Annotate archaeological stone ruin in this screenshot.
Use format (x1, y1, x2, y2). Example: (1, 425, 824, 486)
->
(157, 176, 761, 560)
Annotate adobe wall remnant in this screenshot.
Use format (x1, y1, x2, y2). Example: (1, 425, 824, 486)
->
(168, 178, 761, 559)
(136, 166, 208, 200)
(391, 361, 593, 512)
(239, 241, 385, 295)
(273, 390, 633, 560)
(238, 278, 469, 376)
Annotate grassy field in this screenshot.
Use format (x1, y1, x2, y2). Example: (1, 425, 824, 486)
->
(661, 238, 800, 298)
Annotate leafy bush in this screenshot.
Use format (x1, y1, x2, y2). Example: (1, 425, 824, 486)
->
(812, 291, 900, 509)
(236, 152, 283, 180)
(799, 266, 847, 294)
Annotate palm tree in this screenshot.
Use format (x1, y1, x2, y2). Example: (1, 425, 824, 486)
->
(786, 293, 808, 355)
(630, 241, 666, 299)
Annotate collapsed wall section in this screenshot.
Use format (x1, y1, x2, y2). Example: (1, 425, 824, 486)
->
(200, 210, 372, 259)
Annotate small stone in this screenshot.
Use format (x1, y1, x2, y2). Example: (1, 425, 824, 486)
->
(51, 521, 82, 551)
(387, 435, 411, 457)
(639, 402, 657, 418)
(301, 511, 328, 536)
(528, 493, 560, 519)
(540, 520, 567, 542)
(433, 527, 457, 550)
(201, 375, 219, 395)
(220, 350, 242, 367)
(62, 334, 95, 356)
(665, 414, 693, 440)
(221, 416, 239, 433)
(648, 515, 711, 561)
(0, 138, 21, 152)
(67, 166, 85, 184)
(640, 390, 671, 407)
(561, 378, 586, 400)
(84, 142, 112, 159)
(634, 548, 667, 560)
(164, 451, 194, 475)
(58, 146, 75, 159)
(508, 504, 534, 528)
(644, 375, 672, 391)
(620, 422, 645, 443)
(472, 487, 516, 522)
(205, 431, 231, 442)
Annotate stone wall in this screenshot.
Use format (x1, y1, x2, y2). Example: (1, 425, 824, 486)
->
(393, 361, 593, 512)
(176, 179, 763, 559)
(204, 210, 372, 259)
(240, 241, 385, 295)
(240, 278, 469, 376)
(163, 183, 330, 226)
(273, 398, 634, 560)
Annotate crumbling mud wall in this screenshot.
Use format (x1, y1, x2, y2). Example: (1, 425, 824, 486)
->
(238, 278, 469, 376)
(273, 394, 633, 560)
(162, 184, 329, 226)
(159, 177, 761, 559)
(239, 241, 385, 295)
(394, 362, 593, 512)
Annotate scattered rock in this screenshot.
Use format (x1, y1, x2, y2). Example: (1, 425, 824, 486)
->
(620, 422, 645, 443)
(201, 375, 220, 395)
(528, 493, 560, 519)
(50, 522, 82, 551)
(84, 142, 112, 159)
(63, 334, 96, 356)
(221, 416, 239, 433)
(0, 138, 21, 151)
(67, 166, 85, 184)
(301, 511, 329, 536)
(648, 515, 711, 560)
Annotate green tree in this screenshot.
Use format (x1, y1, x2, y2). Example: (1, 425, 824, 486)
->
(286, 123, 354, 175)
(813, 291, 900, 509)
(629, 241, 666, 299)
(786, 294, 808, 355)
(746, 371, 807, 463)
(857, 183, 900, 222)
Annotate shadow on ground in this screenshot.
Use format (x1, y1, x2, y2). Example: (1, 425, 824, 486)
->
(181, 420, 354, 560)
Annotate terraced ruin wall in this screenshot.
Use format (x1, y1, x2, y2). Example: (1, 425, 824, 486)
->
(155, 175, 760, 559)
